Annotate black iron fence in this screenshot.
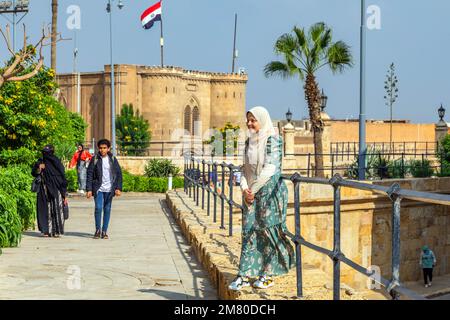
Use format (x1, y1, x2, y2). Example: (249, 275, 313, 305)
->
(283, 151, 442, 179)
(329, 141, 439, 161)
(183, 154, 450, 300)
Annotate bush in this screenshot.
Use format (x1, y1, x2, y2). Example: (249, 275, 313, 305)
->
(0, 148, 38, 167)
(0, 166, 36, 234)
(0, 191, 22, 248)
(144, 158, 180, 178)
(122, 170, 138, 192)
(66, 169, 78, 192)
(437, 134, 450, 176)
(409, 159, 434, 178)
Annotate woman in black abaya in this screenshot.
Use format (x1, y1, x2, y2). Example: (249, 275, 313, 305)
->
(32, 145, 68, 237)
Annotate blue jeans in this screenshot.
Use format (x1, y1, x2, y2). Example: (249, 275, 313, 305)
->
(94, 191, 113, 232)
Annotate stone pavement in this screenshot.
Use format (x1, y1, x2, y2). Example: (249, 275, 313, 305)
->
(404, 274, 450, 300)
(0, 193, 217, 300)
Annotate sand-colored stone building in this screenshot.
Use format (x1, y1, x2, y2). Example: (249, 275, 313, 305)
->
(56, 65, 248, 142)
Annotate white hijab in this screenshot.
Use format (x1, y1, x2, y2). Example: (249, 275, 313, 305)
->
(246, 106, 276, 176)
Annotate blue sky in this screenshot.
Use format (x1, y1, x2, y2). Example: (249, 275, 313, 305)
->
(1, 0, 449, 124)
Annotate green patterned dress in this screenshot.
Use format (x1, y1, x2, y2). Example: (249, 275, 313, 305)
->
(238, 135, 295, 277)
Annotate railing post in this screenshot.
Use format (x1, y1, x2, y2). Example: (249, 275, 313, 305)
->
(207, 163, 211, 216)
(307, 153, 311, 178)
(387, 183, 401, 300)
(184, 155, 187, 194)
(161, 142, 164, 156)
(220, 163, 225, 229)
(202, 160, 206, 210)
(331, 154, 335, 178)
(291, 174, 303, 298)
(189, 158, 193, 198)
(228, 165, 234, 236)
(213, 163, 218, 223)
(330, 175, 342, 300)
(196, 161, 200, 206)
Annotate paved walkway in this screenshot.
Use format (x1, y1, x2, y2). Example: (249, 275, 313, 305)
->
(404, 274, 450, 300)
(0, 194, 217, 300)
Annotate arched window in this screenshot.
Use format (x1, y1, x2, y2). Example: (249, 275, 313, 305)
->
(192, 107, 200, 135)
(184, 106, 191, 134)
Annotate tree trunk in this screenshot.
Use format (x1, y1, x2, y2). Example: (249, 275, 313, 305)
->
(304, 73, 325, 178)
(51, 0, 58, 73)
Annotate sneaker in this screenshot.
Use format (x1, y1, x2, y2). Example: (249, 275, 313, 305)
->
(253, 275, 274, 289)
(228, 276, 250, 291)
(101, 232, 109, 239)
(429, 282, 432, 287)
(93, 230, 101, 239)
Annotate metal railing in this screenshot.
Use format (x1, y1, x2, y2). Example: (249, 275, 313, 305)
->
(330, 141, 439, 159)
(283, 151, 441, 179)
(183, 153, 450, 300)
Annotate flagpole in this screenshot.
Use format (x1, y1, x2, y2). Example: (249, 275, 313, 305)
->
(160, 1, 164, 67)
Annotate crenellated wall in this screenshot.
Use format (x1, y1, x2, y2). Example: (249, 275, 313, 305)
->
(56, 65, 248, 142)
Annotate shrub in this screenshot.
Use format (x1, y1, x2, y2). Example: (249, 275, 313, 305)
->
(409, 159, 434, 178)
(437, 134, 450, 176)
(0, 148, 37, 167)
(144, 158, 180, 178)
(122, 170, 138, 192)
(0, 166, 36, 234)
(0, 191, 22, 248)
(66, 169, 78, 192)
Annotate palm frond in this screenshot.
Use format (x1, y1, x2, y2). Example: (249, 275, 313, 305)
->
(264, 61, 302, 80)
(326, 41, 353, 73)
(274, 33, 296, 55)
(309, 22, 326, 43)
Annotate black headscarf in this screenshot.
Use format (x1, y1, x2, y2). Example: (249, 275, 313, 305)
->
(41, 145, 67, 199)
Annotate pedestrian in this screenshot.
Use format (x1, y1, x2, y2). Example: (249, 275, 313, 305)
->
(420, 245, 437, 288)
(229, 106, 295, 291)
(69, 143, 93, 194)
(31, 144, 68, 238)
(86, 139, 123, 239)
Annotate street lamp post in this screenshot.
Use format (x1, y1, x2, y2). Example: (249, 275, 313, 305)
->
(286, 108, 293, 123)
(320, 89, 328, 112)
(106, 0, 124, 155)
(0, 0, 30, 52)
(358, 0, 367, 180)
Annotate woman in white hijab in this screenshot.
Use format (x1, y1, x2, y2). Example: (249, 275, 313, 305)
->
(229, 106, 295, 291)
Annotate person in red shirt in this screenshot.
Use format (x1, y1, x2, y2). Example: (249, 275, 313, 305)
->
(69, 144, 93, 194)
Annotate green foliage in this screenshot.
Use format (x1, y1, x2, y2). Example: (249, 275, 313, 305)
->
(0, 192, 22, 248)
(0, 65, 87, 162)
(0, 147, 38, 167)
(437, 134, 450, 176)
(409, 160, 434, 178)
(65, 169, 78, 192)
(346, 148, 408, 180)
(144, 158, 180, 178)
(122, 170, 138, 192)
(116, 104, 151, 156)
(121, 170, 183, 193)
(203, 122, 241, 156)
(0, 166, 37, 247)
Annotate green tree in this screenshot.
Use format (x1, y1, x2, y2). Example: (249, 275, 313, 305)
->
(0, 63, 87, 163)
(264, 22, 353, 177)
(116, 103, 151, 156)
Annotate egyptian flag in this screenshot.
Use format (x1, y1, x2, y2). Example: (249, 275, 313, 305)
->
(141, 1, 162, 30)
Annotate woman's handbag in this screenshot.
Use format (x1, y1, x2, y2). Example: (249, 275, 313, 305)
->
(63, 203, 69, 220)
(31, 174, 42, 193)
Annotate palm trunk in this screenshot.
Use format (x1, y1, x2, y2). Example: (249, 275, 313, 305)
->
(304, 73, 325, 178)
(51, 0, 58, 73)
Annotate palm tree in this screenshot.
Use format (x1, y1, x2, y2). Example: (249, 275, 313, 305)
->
(51, 0, 58, 73)
(264, 22, 353, 177)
